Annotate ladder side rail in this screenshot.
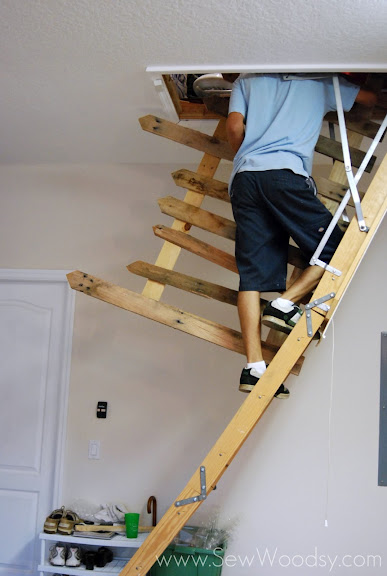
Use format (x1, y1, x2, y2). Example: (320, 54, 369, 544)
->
(120, 154, 387, 576)
(120, 312, 325, 576)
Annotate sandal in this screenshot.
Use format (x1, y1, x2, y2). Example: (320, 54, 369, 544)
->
(43, 506, 66, 534)
(58, 510, 82, 535)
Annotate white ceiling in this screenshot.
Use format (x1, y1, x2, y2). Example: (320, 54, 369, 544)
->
(1, 0, 386, 164)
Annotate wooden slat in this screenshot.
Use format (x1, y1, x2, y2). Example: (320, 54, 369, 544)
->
(139, 115, 375, 171)
(66, 271, 304, 374)
(315, 176, 364, 208)
(324, 112, 381, 139)
(75, 524, 153, 533)
(316, 135, 375, 172)
(153, 225, 238, 273)
(139, 115, 234, 161)
(128, 261, 274, 317)
(128, 261, 238, 306)
(141, 119, 227, 301)
(121, 154, 387, 576)
(154, 225, 308, 272)
(158, 196, 236, 240)
(172, 169, 230, 203)
(174, 97, 384, 135)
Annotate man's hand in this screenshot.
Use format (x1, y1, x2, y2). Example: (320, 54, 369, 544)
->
(227, 112, 245, 154)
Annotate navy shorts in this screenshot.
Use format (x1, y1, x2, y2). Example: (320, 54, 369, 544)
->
(230, 170, 344, 292)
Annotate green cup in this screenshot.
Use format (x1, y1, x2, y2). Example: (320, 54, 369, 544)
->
(125, 512, 140, 538)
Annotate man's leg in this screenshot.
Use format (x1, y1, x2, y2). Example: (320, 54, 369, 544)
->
(238, 290, 289, 398)
(281, 264, 324, 303)
(237, 291, 263, 363)
(259, 170, 343, 334)
(230, 172, 289, 396)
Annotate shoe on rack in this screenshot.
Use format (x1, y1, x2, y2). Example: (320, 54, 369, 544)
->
(66, 545, 81, 567)
(49, 543, 67, 566)
(43, 506, 66, 534)
(239, 367, 290, 398)
(96, 547, 114, 568)
(58, 510, 82, 535)
(262, 300, 303, 334)
(83, 550, 97, 570)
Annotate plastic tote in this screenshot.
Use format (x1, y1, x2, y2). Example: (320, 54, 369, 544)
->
(149, 544, 225, 576)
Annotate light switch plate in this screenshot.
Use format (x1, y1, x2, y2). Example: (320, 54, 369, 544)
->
(88, 440, 100, 460)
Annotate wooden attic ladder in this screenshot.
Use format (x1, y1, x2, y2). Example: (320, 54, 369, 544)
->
(67, 110, 387, 576)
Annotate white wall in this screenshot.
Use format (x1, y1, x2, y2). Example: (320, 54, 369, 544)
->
(1, 160, 386, 575)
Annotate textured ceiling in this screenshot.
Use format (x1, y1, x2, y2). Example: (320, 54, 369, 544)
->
(0, 0, 386, 163)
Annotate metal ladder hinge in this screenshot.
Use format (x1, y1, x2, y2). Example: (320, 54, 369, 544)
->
(310, 258, 342, 277)
(305, 293, 336, 337)
(175, 466, 207, 507)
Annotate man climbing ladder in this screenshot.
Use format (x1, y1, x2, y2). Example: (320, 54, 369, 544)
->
(226, 73, 377, 396)
(66, 73, 386, 576)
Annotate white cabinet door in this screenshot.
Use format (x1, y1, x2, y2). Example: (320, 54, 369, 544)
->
(0, 270, 74, 576)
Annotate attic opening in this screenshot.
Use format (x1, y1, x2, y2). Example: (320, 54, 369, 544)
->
(161, 73, 237, 120)
(154, 72, 387, 122)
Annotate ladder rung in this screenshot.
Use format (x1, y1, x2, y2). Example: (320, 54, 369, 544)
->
(139, 115, 234, 161)
(67, 270, 305, 375)
(127, 261, 238, 306)
(158, 196, 236, 240)
(127, 260, 276, 315)
(140, 115, 375, 172)
(316, 135, 375, 171)
(172, 168, 365, 212)
(315, 176, 364, 208)
(154, 224, 308, 272)
(324, 112, 381, 139)
(155, 224, 308, 272)
(153, 225, 238, 273)
(172, 169, 230, 203)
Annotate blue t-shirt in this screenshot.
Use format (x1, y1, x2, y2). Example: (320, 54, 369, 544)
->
(228, 74, 359, 189)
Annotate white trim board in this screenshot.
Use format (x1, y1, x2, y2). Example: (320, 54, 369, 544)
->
(147, 64, 387, 74)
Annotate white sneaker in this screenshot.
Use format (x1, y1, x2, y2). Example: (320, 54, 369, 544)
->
(49, 543, 66, 566)
(66, 545, 81, 567)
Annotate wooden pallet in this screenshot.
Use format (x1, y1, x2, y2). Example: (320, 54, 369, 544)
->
(66, 110, 386, 576)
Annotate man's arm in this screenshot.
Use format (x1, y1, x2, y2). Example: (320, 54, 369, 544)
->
(355, 88, 378, 108)
(227, 111, 245, 154)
